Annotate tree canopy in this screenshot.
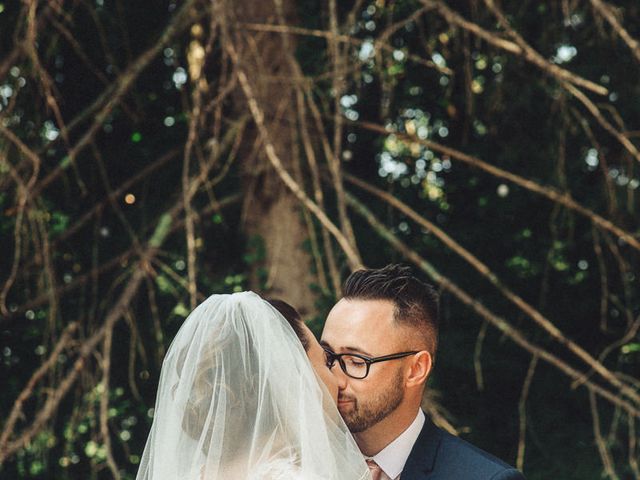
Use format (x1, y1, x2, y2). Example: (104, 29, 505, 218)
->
(1, 1, 639, 479)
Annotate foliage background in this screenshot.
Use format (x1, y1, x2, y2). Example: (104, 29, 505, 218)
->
(1, 0, 639, 478)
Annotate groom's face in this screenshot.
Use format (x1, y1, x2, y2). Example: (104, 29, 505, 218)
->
(321, 298, 412, 433)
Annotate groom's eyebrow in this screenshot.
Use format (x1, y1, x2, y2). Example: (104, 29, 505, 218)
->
(320, 340, 372, 357)
(343, 346, 373, 356)
(320, 340, 333, 350)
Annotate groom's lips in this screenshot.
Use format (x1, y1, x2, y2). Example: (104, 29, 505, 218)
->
(337, 397, 355, 408)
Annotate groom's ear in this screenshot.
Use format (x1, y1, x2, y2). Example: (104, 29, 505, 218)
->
(405, 351, 433, 388)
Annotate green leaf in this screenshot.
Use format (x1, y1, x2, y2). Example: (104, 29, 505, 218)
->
(172, 302, 190, 317)
(621, 343, 640, 354)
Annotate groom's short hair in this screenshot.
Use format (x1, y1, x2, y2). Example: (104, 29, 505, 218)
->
(342, 264, 439, 359)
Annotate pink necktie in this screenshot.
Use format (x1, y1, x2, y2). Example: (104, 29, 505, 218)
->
(366, 459, 383, 480)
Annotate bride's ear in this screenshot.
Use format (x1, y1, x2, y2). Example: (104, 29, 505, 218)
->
(406, 351, 433, 388)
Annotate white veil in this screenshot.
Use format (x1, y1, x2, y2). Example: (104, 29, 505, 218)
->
(136, 291, 371, 480)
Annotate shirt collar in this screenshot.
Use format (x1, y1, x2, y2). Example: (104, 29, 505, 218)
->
(366, 410, 425, 479)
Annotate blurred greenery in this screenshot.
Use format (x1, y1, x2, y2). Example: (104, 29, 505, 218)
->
(1, 0, 639, 479)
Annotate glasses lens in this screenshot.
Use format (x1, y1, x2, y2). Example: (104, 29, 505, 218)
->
(340, 355, 368, 379)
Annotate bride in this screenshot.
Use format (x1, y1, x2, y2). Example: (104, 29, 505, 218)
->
(136, 291, 371, 479)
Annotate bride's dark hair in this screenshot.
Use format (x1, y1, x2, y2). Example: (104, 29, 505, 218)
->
(266, 298, 309, 351)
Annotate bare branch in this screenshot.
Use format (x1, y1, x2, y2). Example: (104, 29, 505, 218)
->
(345, 190, 640, 418)
(421, 0, 608, 96)
(517, 356, 538, 471)
(30, 0, 202, 198)
(356, 120, 640, 252)
(589, 0, 640, 64)
(344, 173, 640, 406)
(226, 40, 364, 270)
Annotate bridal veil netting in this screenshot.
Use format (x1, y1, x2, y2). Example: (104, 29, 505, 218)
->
(136, 291, 371, 480)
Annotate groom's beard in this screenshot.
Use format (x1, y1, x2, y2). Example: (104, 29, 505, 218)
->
(338, 373, 404, 433)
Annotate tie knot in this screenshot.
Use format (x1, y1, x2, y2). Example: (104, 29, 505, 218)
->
(366, 459, 383, 480)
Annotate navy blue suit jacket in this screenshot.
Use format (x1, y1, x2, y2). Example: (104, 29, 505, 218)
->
(401, 416, 526, 480)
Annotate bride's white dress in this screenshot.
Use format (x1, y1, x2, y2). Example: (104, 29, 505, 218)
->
(136, 292, 371, 480)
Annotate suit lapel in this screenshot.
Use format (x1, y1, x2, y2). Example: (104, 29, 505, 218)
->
(401, 415, 442, 479)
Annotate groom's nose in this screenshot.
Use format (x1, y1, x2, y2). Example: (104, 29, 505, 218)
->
(333, 364, 349, 390)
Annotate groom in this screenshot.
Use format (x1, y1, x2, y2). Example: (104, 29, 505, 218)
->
(320, 264, 525, 480)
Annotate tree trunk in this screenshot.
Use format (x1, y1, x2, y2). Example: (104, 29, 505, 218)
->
(228, 0, 318, 317)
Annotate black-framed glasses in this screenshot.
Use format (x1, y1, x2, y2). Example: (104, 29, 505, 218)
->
(323, 347, 419, 379)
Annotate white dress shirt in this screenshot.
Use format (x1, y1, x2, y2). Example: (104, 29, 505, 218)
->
(365, 410, 425, 480)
